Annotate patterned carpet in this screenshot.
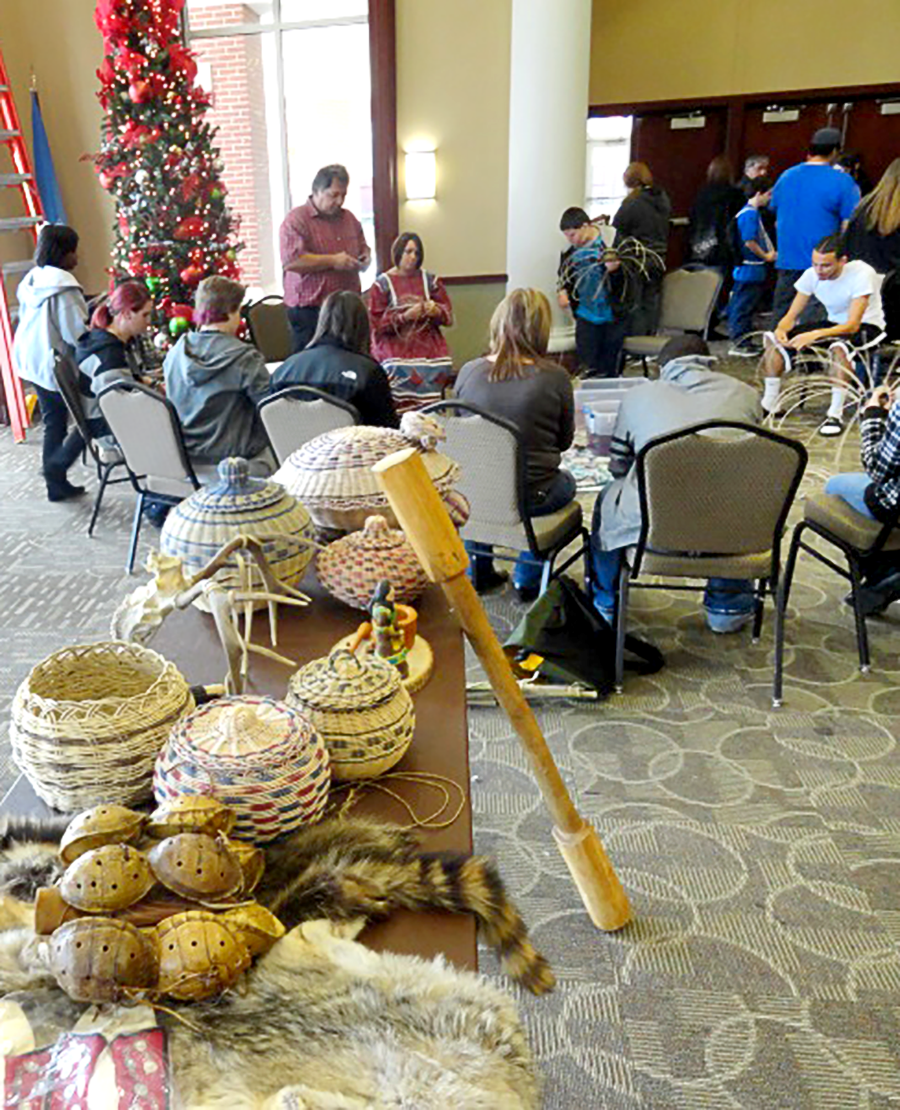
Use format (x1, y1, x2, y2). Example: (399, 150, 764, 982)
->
(2, 354, 900, 1108)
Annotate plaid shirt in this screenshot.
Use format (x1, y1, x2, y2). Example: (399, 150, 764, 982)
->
(279, 199, 369, 308)
(860, 403, 900, 520)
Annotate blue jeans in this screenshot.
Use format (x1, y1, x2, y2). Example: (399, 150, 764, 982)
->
(728, 280, 765, 342)
(468, 469, 577, 590)
(824, 473, 876, 519)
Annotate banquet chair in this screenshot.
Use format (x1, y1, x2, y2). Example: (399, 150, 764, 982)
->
(614, 420, 807, 692)
(257, 386, 358, 465)
(52, 352, 129, 537)
(244, 296, 293, 364)
(423, 400, 589, 595)
(621, 267, 723, 376)
(772, 494, 900, 706)
(97, 380, 215, 573)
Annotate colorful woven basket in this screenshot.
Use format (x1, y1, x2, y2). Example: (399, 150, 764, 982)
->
(315, 514, 429, 611)
(273, 413, 470, 533)
(10, 642, 194, 811)
(153, 696, 331, 843)
(160, 457, 315, 608)
(285, 649, 414, 781)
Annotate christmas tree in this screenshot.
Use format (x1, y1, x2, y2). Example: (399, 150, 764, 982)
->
(94, 0, 242, 347)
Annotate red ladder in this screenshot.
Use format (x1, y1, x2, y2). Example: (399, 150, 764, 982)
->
(0, 54, 44, 443)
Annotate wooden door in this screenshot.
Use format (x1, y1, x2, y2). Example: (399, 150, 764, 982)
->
(631, 108, 728, 268)
(741, 101, 831, 180)
(843, 99, 900, 186)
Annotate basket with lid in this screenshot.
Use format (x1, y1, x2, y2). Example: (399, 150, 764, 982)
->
(273, 413, 469, 533)
(153, 695, 331, 842)
(315, 514, 429, 610)
(10, 641, 194, 811)
(160, 457, 315, 607)
(285, 649, 415, 780)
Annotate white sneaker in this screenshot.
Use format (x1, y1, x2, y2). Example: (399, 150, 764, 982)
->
(728, 345, 760, 359)
(818, 415, 845, 437)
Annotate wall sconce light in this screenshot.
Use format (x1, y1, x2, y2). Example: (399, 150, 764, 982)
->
(405, 149, 436, 200)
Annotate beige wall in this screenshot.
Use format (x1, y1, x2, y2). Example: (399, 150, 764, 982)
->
(590, 0, 900, 105)
(396, 0, 511, 279)
(3, 0, 114, 293)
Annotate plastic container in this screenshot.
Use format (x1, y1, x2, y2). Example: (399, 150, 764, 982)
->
(575, 392, 619, 433)
(584, 405, 617, 457)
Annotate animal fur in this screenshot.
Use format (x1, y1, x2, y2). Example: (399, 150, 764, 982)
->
(0, 814, 554, 995)
(0, 898, 540, 1109)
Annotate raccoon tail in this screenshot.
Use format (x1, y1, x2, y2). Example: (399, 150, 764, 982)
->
(413, 853, 555, 995)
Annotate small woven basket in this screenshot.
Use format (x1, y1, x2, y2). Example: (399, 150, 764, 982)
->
(285, 649, 415, 781)
(316, 514, 429, 611)
(154, 696, 331, 842)
(10, 642, 194, 811)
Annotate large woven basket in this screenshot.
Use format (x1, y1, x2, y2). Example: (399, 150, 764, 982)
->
(154, 696, 331, 842)
(160, 456, 315, 609)
(273, 413, 470, 532)
(285, 649, 414, 781)
(316, 514, 429, 611)
(10, 642, 194, 811)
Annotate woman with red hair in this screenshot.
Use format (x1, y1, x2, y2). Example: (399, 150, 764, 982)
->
(77, 279, 155, 402)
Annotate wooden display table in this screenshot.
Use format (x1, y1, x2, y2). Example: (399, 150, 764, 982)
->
(2, 575, 476, 971)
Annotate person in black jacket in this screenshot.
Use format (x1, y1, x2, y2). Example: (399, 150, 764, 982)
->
(688, 155, 744, 273)
(271, 290, 399, 428)
(612, 162, 671, 335)
(844, 158, 900, 277)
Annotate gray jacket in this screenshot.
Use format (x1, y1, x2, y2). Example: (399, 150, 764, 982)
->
(596, 356, 762, 551)
(163, 330, 271, 464)
(12, 266, 87, 391)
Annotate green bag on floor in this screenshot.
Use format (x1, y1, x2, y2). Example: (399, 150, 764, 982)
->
(504, 577, 664, 695)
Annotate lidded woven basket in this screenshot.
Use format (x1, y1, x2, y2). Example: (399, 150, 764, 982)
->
(10, 642, 194, 811)
(160, 457, 315, 605)
(153, 696, 331, 842)
(316, 514, 429, 610)
(285, 649, 414, 781)
(273, 413, 470, 532)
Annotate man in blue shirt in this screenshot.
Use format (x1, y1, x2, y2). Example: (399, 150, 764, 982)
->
(770, 127, 860, 325)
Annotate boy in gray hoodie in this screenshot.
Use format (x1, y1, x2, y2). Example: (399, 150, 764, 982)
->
(12, 225, 89, 500)
(163, 277, 273, 472)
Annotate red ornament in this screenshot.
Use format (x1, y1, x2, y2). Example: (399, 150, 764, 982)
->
(174, 216, 205, 241)
(170, 303, 194, 321)
(98, 170, 115, 190)
(128, 80, 152, 104)
(179, 265, 203, 286)
(180, 173, 201, 202)
(189, 247, 205, 266)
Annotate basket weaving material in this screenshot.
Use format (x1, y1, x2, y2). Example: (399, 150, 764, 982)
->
(285, 650, 415, 781)
(316, 514, 429, 610)
(10, 642, 194, 811)
(160, 457, 314, 606)
(154, 696, 331, 842)
(273, 416, 470, 532)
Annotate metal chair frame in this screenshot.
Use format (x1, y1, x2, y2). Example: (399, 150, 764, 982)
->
(615, 419, 807, 692)
(52, 352, 130, 537)
(97, 379, 201, 574)
(423, 399, 590, 594)
(621, 266, 723, 376)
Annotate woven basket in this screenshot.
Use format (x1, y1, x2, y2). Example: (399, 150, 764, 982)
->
(285, 649, 414, 781)
(273, 414, 470, 533)
(160, 457, 315, 609)
(316, 514, 429, 611)
(10, 642, 194, 811)
(154, 696, 331, 843)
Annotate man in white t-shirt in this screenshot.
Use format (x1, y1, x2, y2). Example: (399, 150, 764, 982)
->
(761, 234, 886, 435)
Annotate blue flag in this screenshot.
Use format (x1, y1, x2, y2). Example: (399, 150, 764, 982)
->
(30, 90, 66, 225)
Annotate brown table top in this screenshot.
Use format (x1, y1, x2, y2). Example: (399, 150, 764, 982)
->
(4, 574, 476, 971)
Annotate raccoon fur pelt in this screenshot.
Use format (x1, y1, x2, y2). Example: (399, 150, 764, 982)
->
(0, 814, 554, 994)
(0, 901, 541, 1109)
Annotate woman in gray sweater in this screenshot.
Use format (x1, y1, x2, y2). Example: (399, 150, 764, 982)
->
(455, 287, 575, 600)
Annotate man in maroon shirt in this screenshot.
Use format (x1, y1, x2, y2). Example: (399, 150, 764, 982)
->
(279, 164, 371, 352)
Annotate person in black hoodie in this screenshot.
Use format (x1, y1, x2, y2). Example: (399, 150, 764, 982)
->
(77, 280, 156, 446)
(688, 155, 744, 273)
(612, 161, 671, 335)
(271, 290, 399, 427)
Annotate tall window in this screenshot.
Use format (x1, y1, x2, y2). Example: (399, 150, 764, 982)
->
(186, 0, 373, 294)
(585, 115, 633, 221)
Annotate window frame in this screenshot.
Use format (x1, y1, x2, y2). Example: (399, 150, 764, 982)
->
(182, 0, 398, 273)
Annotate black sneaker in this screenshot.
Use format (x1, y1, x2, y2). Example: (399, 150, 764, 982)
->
(514, 583, 540, 604)
(47, 482, 86, 502)
(473, 568, 509, 594)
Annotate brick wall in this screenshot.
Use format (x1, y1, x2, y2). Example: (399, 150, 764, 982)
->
(189, 4, 275, 288)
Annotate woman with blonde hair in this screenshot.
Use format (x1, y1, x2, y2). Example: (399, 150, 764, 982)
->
(613, 161, 671, 333)
(454, 288, 575, 599)
(844, 158, 900, 276)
